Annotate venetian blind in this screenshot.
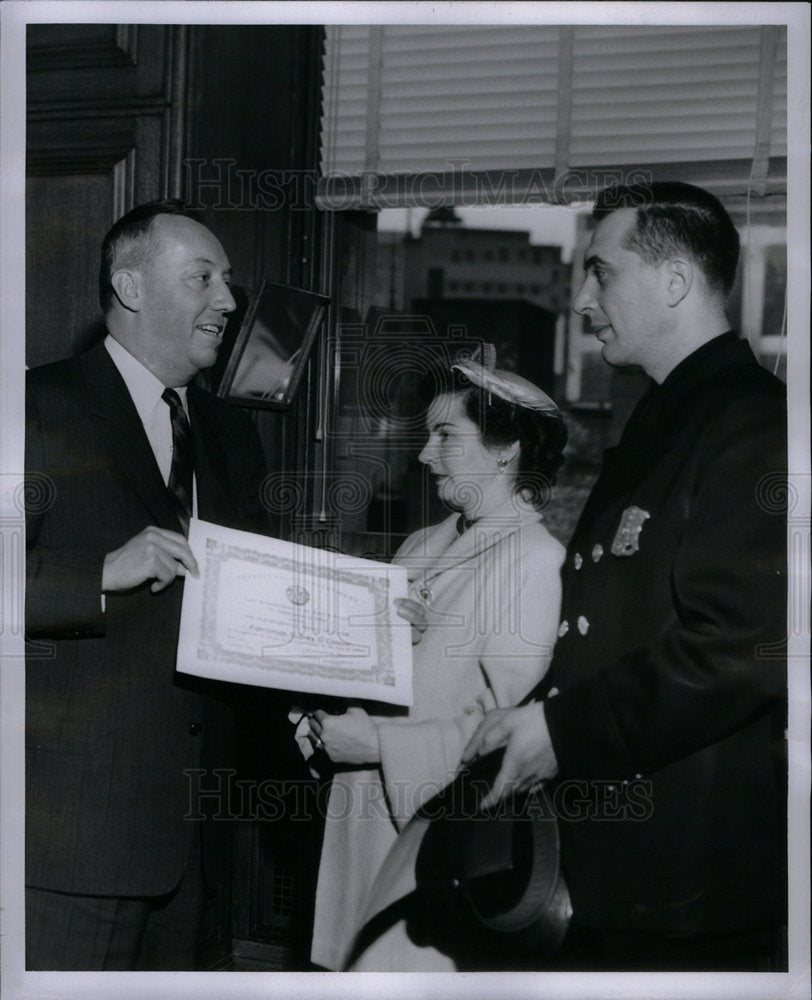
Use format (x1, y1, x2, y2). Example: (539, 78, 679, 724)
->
(318, 24, 787, 208)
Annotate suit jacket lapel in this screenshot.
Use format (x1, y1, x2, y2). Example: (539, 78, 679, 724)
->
(81, 342, 184, 532)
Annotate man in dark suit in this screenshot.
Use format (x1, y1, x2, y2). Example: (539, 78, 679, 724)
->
(25, 200, 269, 970)
(465, 182, 787, 970)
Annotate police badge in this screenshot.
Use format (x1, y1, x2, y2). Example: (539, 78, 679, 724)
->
(611, 506, 651, 556)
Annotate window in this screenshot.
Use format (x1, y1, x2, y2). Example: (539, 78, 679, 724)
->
(320, 24, 786, 208)
(427, 268, 444, 297)
(321, 25, 788, 550)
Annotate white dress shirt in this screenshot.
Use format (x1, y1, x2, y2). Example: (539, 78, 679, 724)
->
(104, 334, 189, 488)
(100, 337, 197, 608)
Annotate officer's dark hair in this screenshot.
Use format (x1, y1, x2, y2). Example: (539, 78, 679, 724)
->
(98, 199, 203, 313)
(593, 181, 740, 296)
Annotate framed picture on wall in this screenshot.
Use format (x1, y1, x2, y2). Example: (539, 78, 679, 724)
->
(216, 279, 330, 409)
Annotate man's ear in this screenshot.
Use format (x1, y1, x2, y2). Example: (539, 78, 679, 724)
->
(110, 269, 142, 312)
(664, 257, 693, 307)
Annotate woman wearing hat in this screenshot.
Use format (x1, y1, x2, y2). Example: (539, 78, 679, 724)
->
(300, 348, 568, 971)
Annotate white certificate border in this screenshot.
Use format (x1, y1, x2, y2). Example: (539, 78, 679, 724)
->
(191, 533, 402, 691)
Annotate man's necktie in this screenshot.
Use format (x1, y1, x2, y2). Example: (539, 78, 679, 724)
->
(162, 388, 193, 534)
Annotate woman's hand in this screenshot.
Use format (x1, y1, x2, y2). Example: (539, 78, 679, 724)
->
(309, 706, 381, 765)
(394, 597, 428, 645)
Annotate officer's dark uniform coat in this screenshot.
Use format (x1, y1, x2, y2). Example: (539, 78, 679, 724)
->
(544, 332, 787, 937)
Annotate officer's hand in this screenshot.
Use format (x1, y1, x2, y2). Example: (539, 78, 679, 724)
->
(102, 526, 199, 594)
(462, 703, 558, 808)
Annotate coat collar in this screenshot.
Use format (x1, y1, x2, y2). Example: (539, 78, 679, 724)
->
(81, 341, 183, 531)
(572, 332, 754, 539)
(654, 330, 749, 430)
(80, 341, 232, 531)
(616, 331, 747, 435)
(398, 505, 542, 587)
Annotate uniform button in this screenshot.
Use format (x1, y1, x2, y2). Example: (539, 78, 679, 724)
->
(558, 620, 569, 638)
(591, 544, 604, 563)
(577, 615, 589, 636)
(188, 721, 203, 736)
(573, 553, 583, 570)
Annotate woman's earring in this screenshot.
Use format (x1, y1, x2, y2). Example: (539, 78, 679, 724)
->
(497, 457, 508, 473)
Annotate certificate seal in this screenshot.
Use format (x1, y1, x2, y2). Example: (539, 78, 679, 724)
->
(286, 585, 311, 606)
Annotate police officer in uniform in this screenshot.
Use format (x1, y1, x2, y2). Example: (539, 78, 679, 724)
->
(464, 181, 787, 971)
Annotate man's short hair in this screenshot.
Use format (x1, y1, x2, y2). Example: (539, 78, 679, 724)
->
(593, 181, 740, 296)
(98, 199, 203, 313)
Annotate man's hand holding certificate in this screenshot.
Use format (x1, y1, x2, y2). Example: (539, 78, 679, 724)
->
(177, 519, 413, 706)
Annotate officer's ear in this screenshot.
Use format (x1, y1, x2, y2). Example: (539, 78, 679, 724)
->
(110, 269, 143, 312)
(664, 257, 693, 308)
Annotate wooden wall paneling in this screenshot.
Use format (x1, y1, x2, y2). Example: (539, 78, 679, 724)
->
(25, 110, 173, 364)
(26, 24, 188, 365)
(182, 26, 328, 545)
(277, 28, 330, 549)
(26, 24, 167, 103)
(26, 22, 330, 969)
(26, 169, 122, 367)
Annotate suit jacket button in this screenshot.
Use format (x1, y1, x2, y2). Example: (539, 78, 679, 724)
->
(189, 721, 203, 736)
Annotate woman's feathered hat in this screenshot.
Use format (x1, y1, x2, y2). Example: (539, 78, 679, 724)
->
(451, 344, 560, 415)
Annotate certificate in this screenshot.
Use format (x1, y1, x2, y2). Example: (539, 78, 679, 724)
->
(176, 519, 413, 706)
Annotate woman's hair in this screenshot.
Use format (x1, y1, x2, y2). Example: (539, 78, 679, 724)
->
(416, 366, 568, 512)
